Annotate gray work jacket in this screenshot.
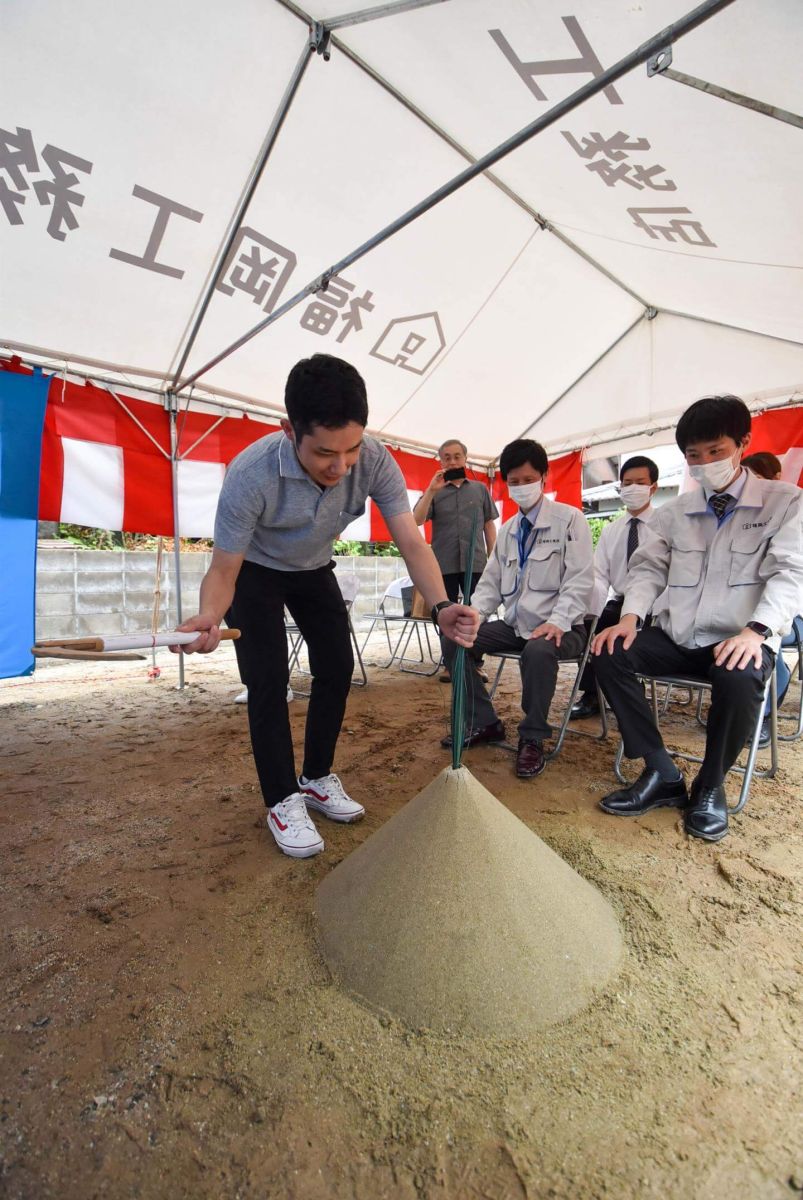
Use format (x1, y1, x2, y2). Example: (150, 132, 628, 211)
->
(471, 497, 594, 636)
(624, 472, 803, 650)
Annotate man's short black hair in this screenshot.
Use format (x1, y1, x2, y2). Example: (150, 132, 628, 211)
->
(620, 455, 659, 484)
(675, 395, 751, 453)
(499, 439, 549, 481)
(285, 354, 368, 440)
(742, 451, 782, 480)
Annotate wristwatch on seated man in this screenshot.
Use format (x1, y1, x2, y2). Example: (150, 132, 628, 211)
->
(746, 621, 772, 639)
(431, 600, 457, 630)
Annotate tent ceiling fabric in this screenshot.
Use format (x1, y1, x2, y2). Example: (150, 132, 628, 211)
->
(2, 0, 801, 459)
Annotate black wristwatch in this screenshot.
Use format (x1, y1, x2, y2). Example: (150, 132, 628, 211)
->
(746, 621, 772, 639)
(431, 600, 456, 630)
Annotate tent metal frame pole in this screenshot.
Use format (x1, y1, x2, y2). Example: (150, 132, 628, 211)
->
(655, 65, 803, 130)
(510, 312, 648, 449)
(169, 29, 322, 388)
(657, 308, 803, 350)
(167, 391, 185, 691)
(176, 0, 736, 393)
(323, 0, 448, 31)
(324, 33, 649, 307)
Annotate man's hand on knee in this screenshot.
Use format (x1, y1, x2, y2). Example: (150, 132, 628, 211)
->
(594, 614, 639, 655)
(714, 627, 765, 671)
(529, 622, 563, 646)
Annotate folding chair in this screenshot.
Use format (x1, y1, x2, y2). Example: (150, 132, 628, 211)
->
(485, 618, 608, 762)
(285, 573, 368, 697)
(360, 575, 441, 676)
(778, 616, 803, 743)
(612, 670, 779, 812)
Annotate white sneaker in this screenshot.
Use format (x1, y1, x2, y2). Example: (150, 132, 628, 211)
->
(298, 774, 365, 823)
(266, 794, 324, 858)
(234, 686, 293, 703)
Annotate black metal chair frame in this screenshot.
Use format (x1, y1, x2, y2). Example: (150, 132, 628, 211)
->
(485, 617, 608, 761)
(359, 577, 441, 676)
(612, 670, 778, 813)
(285, 600, 368, 698)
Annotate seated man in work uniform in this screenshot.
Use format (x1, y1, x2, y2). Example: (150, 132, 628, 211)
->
(571, 455, 659, 720)
(593, 395, 803, 842)
(440, 438, 594, 779)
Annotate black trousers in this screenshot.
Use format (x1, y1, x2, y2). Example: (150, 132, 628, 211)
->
(594, 625, 774, 789)
(442, 619, 586, 742)
(227, 560, 353, 807)
(442, 571, 483, 603)
(577, 598, 623, 695)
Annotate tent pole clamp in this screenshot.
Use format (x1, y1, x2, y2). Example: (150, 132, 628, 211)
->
(647, 46, 673, 76)
(646, 306, 658, 320)
(311, 22, 331, 60)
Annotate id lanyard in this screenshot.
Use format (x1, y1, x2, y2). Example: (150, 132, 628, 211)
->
(503, 511, 540, 600)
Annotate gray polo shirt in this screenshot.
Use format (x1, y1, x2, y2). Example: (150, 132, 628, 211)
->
(427, 479, 498, 574)
(214, 431, 410, 571)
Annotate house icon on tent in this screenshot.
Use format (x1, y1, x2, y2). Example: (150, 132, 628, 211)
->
(370, 313, 446, 376)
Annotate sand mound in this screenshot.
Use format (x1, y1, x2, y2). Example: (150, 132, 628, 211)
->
(316, 766, 623, 1036)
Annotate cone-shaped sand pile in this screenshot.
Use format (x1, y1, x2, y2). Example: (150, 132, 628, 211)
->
(316, 766, 623, 1036)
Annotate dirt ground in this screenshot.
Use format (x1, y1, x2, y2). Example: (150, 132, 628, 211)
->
(1, 641, 801, 1200)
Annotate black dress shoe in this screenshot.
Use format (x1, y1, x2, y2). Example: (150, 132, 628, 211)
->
(600, 768, 688, 816)
(684, 781, 728, 842)
(440, 719, 506, 749)
(516, 739, 545, 778)
(570, 693, 600, 720)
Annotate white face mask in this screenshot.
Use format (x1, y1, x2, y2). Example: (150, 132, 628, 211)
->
(618, 483, 653, 511)
(508, 480, 543, 510)
(688, 454, 739, 492)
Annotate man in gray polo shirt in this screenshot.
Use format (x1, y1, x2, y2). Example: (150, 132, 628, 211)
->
(413, 438, 498, 681)
(175, 355, 478, 860)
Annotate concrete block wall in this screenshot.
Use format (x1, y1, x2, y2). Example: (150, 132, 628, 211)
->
(34, 549, 409, 640)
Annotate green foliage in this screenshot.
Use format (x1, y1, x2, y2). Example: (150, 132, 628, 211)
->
(51, 525, 213, 552)
(333, 540, 401, 557)
(586, 514, 621, 547)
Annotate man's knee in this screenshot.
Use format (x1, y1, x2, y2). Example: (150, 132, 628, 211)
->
(521, 636, 560, 667)
(709, 661, 765, 699)
(592, 638, 631, 682)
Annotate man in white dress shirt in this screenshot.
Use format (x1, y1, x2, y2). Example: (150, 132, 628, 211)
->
(570, 456, 659, 720)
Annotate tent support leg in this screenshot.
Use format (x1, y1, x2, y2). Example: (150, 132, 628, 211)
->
(168, 391, 185, 691)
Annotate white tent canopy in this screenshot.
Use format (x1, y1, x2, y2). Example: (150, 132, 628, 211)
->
(3, 0, 802, 460)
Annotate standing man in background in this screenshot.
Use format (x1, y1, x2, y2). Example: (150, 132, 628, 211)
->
(413, 439, 498, 681)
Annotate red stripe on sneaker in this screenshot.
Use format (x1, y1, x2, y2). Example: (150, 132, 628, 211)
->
(302, 787, 328, 803)
(270, 811, 288, 831)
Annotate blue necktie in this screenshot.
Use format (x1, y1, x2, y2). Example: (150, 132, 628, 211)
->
(518, 516, 533, 569)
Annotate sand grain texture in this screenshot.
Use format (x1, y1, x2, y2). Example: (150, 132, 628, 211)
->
(316, 765, 623, 1034)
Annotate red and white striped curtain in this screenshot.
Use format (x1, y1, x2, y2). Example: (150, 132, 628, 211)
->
(2, 365, 584, 537)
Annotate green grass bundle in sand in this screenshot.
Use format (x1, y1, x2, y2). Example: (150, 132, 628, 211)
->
(316, 765, 622, 1036)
